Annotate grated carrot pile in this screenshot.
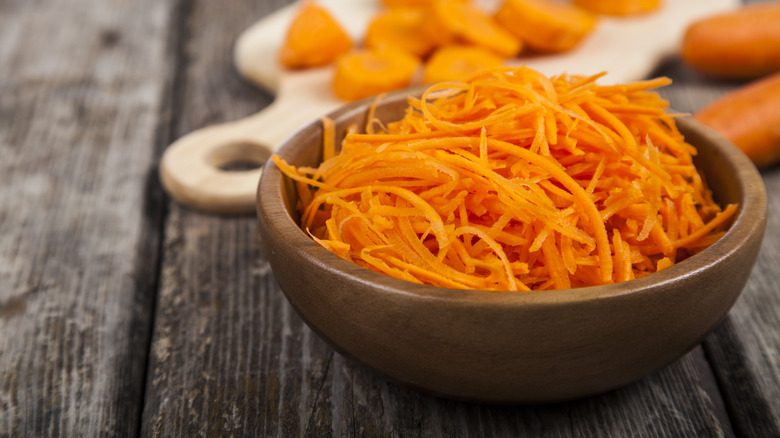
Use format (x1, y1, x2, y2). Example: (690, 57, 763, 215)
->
(273, 67, 737, 291)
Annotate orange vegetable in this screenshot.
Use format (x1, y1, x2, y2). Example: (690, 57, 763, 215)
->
(695, 72, 780, 169)
(681, 3, 780, 79)
(332, 49, 421, 102)
(573, 0, 661, 16)
(381, 0, 435, 8)
(495, 0, 597, 53)
(276, 67, 735, 291)
(278, 1, 353, 69)
(364, 8, 437, 58)
(422, 0, 522, 57)
(422, 45, 504, 84)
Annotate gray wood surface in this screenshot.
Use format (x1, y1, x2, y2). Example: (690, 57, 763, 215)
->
(0, 0, 778, 436)
(0, 0, 175, 435)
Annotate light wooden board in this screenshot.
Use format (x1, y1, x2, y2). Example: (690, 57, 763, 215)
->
(160, 0, 738, 214)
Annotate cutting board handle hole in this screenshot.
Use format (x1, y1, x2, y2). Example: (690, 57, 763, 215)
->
(218, 160, 264, 172)
(206, 141, 271, 172)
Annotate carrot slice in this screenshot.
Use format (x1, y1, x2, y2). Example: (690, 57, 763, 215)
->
(364, 8, 437, 58)
(494, 0, 598, 53)
(422, 0, 522, 57)
(275, 67, 736, 291)
(381, 0, 435, 8)
(332, 49, 421, 102)
(573, 0, 661, 16)
(278, 1, 353, 69)
(422, 46, 504, 84)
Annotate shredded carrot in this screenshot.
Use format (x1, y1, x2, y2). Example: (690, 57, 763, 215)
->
(273, 67, 737, 291)
(321, 117, 337, 161)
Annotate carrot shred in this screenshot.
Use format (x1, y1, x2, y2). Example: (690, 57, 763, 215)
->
(274, 67, 737, 291)
(321, 117, 337, 161)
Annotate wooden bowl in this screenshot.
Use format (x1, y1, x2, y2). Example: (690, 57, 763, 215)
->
(256, 88, 767, 404)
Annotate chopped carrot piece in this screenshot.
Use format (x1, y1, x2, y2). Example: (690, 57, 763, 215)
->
(656, 256, 673, 271)
(494, 0, 598, 53)
(275, 67, 736, 291)
(332, 49, 421, 102)
(381, 0, 435, 8)
(422, 0, 522, 57)
(364, 8, 437, 58)
(573, 0, 661, 16)
(422, 45, 504, 84)
(278, 1, 353, 69)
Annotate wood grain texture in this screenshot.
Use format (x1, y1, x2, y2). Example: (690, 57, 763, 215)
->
(0, 0, 175, 435)
(140, 0, 280, 435)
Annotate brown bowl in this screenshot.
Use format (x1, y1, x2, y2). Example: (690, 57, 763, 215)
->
(256, 88, 767, 404)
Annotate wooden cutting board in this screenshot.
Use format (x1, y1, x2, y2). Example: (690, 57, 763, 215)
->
(160, 0, 737, 214)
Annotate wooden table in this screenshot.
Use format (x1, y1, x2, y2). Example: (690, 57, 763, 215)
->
(1, 0, 778, 436)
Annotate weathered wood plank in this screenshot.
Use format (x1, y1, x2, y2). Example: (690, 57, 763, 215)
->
(140, 0, 280, 436)
(0, 0, 176, 435)
(142, 0, 750, 436)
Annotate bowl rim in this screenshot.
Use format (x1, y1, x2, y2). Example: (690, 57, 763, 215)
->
(257, 87, 768, 308)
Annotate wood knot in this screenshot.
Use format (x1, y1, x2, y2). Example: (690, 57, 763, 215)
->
(99, 29, 121, 48)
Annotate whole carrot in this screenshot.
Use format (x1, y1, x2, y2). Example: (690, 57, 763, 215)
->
(681, 2, 780, 79)
(694, 72, 780, 169)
